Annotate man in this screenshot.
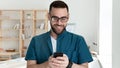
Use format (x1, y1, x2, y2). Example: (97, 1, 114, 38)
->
(25, 0, 93, 68)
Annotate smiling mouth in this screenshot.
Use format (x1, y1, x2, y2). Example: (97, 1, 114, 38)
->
(56, 25, 62, 28)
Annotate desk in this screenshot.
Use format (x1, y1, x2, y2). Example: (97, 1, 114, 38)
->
(0, 57, 26, 68)
(0, 52, 19, 61)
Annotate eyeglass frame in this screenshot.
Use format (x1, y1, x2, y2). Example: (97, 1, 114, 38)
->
(50, 16, 69, 23)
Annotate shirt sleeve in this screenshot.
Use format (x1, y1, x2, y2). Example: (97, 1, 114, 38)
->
(25, 37, 36, 60)
(78, 36, 93, 64)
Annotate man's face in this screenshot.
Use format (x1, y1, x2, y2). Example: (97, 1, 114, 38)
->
(49, 7, 69, 35)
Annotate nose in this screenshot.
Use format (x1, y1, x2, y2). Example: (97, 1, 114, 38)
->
(56, 19, 62, 25)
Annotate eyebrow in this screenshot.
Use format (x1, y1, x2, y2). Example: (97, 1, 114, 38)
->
(51, 16, 68, 18)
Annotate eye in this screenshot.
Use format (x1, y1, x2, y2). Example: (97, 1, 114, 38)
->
(50, 16, 68, 22)
(61, 17, 68, 21)
(51, 16, 58, 21)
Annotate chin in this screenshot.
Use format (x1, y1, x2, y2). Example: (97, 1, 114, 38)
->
(56, 30, 64, 35)
(51, 27, 65, 35)
(57, 32, 62, 35)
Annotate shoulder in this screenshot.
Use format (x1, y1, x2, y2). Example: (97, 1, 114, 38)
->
(32, 31, 50, 40)
(66, 31, 85, 40)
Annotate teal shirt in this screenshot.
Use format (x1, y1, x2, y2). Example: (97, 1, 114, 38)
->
(25, 30, 93, 64)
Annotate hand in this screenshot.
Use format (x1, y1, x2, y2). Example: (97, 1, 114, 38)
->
(48, 54, 69, 68)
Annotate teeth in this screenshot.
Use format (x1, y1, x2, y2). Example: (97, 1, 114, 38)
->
(57, 26, 62, 29)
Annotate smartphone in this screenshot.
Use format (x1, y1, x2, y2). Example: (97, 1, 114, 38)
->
(53, 52, 63, 58)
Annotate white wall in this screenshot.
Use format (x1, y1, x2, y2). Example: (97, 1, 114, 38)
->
(0, 0, 99, 52)
(113, 0, 120, 67)
(99, 0, 112, 68)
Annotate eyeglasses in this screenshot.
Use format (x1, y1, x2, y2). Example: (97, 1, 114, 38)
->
(51, 16, 68, 23)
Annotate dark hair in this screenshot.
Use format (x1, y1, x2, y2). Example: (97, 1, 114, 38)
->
(49, 0, 69, 13)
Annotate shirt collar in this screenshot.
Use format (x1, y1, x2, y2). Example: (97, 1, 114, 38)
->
(57, 29, 67, 39)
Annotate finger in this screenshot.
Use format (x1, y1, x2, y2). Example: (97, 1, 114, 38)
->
(63, 54, 68, 58)
(56, 57, 65, 61)
(52, 58, 68, 67)
(53, 58, 62, 63)
(56, 56, 68, 62)
(52, 60, 63, 67)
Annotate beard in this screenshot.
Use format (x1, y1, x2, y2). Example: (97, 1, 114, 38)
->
(51, 24, 66, 35)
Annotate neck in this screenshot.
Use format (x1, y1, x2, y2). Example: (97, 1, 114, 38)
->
(51, 31, 57, 40)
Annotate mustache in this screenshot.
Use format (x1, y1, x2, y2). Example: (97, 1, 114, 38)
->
(54, 24, 63, 26)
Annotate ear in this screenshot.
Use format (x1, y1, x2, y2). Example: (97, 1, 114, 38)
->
(68, 13, 70, 19)
(48, 13, 51, 20)
(66, 13, 69, 22)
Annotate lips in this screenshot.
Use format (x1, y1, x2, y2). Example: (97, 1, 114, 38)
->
(56, 25, 62, 29)
(56, 25, 64, 30)
(51, 24, 65, 34)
